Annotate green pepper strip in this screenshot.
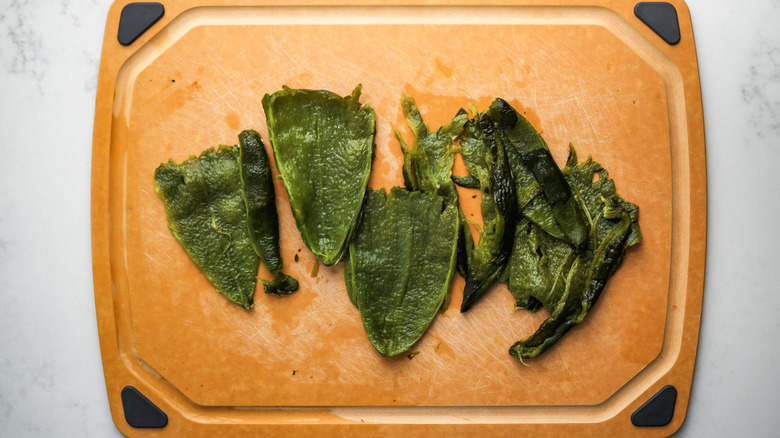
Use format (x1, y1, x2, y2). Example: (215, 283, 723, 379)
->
(459, 113, 518, 312)
(238, 130, 299, 295)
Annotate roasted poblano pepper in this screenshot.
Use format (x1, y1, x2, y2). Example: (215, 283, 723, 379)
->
(489, 98, 589, 250)
(503, 218, 574, 313)
(238, 130, 299, 295)
(457, 98, 640, 358)
(154, 146, 261, 309)
(347, 188, 459, 356)
(395, 96, 468, 205)
(262, 85, 376, 266)
(347, 96, 463, 356)
(456, 110, 518, 312)
(507, 146, 641, 360)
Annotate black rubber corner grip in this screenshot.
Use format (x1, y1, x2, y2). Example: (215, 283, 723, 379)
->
(631, 385, 677, 427)
(121, 386, 168, 428)
(117, 2, 165, 46)
(634, 2, 681, 45)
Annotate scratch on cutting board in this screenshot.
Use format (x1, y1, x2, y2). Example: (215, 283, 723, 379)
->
(556, 348, 592, 393)
(573, 93, 601, 139)
(426, 370, 439, 400)
(453, 383, 490, 396)
(272, 39, 307, 74)
(483, 346, 510, 370)
(613, 98, 634, 142)
(144, 251, 163, 266)
(557, 351, 575, 383)
(244, 324, 267, 343)
(145, 227, 174, 239)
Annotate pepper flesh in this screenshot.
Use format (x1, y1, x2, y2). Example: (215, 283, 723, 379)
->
(154, 146, 260, 309)
(347, 96, 464, 356)
(457, 110, 518, 312)
(262, 85, 376, 266)
(395, 97, 467, 205)
(237, 129, 298, 295)
(507, 145, 641, 359)
(490, 99, 589, 250)
(348, 188, 459, 356)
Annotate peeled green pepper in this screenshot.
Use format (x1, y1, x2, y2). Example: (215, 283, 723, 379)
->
(347, 96, 464, 356)
(262, 85, 376, 266)
(348, 188, 459, 356)
(237, 129, 298, 295)
(508, 146, 641, 359)
(456, 110, 518, 312)
(154, 146, 260, 309)
(395, 96, 467, 205)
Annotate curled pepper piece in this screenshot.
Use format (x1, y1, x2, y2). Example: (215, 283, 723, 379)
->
(237, 130, 299, 295)
(508, 146, 641, 360)
(457, 109, 518, 313)
(489, 98, 589, 251)
(395, 96, 467, 205)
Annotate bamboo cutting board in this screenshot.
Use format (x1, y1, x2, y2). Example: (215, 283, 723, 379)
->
(91, 0, 706, 436)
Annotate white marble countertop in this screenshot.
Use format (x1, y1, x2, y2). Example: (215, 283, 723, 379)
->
(1, 1, 778, 436)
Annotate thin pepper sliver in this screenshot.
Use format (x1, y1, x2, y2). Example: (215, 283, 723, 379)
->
(456, 108, 518, 312)
(237, 129, 299, 295)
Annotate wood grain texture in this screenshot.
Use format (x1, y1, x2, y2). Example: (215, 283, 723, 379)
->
(91, 0, 706, 436)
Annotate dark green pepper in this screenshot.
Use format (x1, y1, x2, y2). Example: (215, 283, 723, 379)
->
(457, 110, 518, 312)
(237, 129, 298, 295)
(503, 218, 574, 313)
(508, 146, 641, 360)
(489, 98, 589, 251)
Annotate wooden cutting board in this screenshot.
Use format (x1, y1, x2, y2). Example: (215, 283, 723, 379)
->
(91, 0, 706, 436)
